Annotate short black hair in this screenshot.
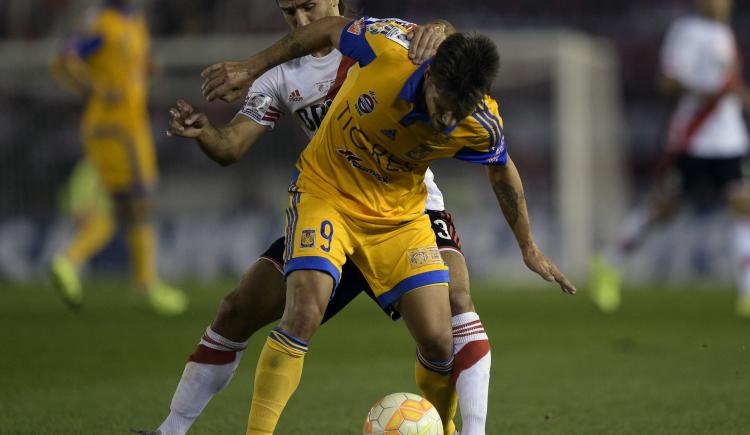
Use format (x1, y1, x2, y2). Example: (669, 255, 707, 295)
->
(430, 33, 500, 117)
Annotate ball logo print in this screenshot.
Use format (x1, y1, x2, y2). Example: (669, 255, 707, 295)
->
(363, 392, 443, 435)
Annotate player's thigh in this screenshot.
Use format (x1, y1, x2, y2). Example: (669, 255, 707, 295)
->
(427, 210, 474, 314)
(282, 193, 353, 339)
(352, 214, 450, 320)
(397, 283, 453, 361)
(727, 181, 750, 215)
(211, 238, 287, 342)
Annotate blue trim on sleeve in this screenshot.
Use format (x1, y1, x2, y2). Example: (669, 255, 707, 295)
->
(284, 256, 342, 289)
(471, 112, 496, 150)
(339, 18, 377, 67)
(76, 35, 103, 59)
(377, 269, 450, 309)
(453, 144, 507, 166)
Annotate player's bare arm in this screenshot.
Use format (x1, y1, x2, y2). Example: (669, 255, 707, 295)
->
(487, 158, 577, 294)
(202, 16, 348, 102)
(201, 18, 451, 103)
(167, 99, 265, 166)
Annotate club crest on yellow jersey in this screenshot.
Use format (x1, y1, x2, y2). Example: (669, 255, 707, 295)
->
(300, 229, 316, 248)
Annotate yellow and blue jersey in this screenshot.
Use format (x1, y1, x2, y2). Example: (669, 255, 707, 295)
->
(72, 2, 150, 128)
(291, 16, 507, 225)
(67, 2, 156, 195)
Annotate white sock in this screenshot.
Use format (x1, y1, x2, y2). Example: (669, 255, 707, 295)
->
(157, 327, 247, 435)
(452, 312, 491, 435)
(731, 217, 750, 297)
(606, 205, 653, 266)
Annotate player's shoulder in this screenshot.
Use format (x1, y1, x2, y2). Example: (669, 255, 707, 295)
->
(360, 17, 416, 53)
(457, 95, 504, 145)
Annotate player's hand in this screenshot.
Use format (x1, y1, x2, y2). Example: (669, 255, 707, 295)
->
(166, 99, 209, 138)
(521, 242, 577, 295)
(201, 60, 256, 103)
(407, 22, 447, 64)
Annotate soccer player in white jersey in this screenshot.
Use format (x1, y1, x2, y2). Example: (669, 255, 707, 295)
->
(136, 3, 491, 435)
(591, 0, 750, 317)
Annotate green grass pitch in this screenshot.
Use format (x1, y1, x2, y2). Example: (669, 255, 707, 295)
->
(1, 280, 749, 434)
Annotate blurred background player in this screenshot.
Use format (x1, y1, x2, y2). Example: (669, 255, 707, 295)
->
(591, 0, 750, 317)
(141, 2, 491, 434)
(48, 0, 187, 316)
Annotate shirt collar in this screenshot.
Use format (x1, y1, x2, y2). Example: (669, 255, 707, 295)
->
(397, 59, 458, 134)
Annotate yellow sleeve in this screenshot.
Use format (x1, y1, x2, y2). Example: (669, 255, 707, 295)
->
(339, 17, 416, 66)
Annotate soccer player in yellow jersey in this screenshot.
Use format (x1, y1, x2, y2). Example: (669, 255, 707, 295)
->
(49, 0, 186, 316)
(198, 15, 575, 435)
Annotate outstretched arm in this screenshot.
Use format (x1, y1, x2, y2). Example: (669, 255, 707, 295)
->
(201, 16, 349, 102)
(202, 18, 453, 103)
(487, 158, 576, 294)
(167, 100, 266, 166)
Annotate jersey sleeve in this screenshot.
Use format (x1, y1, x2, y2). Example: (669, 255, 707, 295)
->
(453, 97, 508, 166)
(238, 68, 286, 128)
(69, 7, 106, 59)
(339, 17, 416, 67)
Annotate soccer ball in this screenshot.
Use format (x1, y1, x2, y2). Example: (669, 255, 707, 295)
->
(363, 392, 443, 435)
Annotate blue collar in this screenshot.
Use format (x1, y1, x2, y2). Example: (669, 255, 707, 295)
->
(398, 59, 458, 134)
(399, 59, 432, 127)
(398, 59, 432, 104)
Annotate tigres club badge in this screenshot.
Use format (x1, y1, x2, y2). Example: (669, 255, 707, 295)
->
(300, 229, 316, 248)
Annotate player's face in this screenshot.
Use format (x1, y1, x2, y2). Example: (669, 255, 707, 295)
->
(277, 0, 340, 30)
(696, 0, 733, 21)
(423, 69, 462, 132)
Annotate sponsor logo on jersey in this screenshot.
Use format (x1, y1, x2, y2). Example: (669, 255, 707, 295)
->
(406, 143, 434, 160)
(288, 89, 303, 102)
(487, 135, 506, 163)
(336, 149, 390, 184)
(356, 91, 378, 116)
(336, 103, 416, 174)
(407, 246, 443, 269)
(300, 229, 316, 248)
(380, 129, 397, 140)
(347, 18, 365, 35)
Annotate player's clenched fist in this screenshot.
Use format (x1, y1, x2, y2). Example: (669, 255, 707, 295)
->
(166, 99, 209, 138)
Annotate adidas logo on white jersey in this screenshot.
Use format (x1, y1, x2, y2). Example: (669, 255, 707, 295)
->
(288, 89, 303, 102)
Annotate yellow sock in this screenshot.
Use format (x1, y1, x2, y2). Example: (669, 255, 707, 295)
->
(65, 211, 116, 267)
(246, 328, 308, 435)
(126, 222, 156, 289)
(415, 351, 458, 435)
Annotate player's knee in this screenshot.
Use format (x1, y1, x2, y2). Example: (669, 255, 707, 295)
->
(415, 328, 453, 362)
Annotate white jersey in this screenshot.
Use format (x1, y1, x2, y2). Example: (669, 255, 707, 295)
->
(239, 49, 445, 211)
(660, 15, 748, 158)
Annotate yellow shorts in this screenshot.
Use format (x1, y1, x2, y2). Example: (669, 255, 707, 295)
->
(82, 122, 158, 197)
(284, 191, 449, 309)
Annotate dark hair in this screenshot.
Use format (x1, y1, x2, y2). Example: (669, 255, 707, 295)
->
(430, 33, 500, 117)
